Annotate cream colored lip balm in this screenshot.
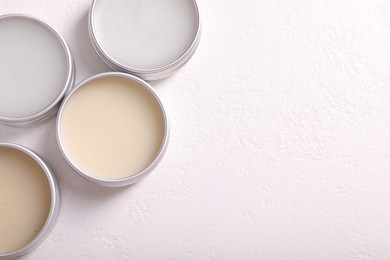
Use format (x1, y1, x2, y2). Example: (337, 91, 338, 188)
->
(0, 14, 74, 126)
(89, 0, 201, 80)
(57, 73, 169, 187)
(0, 143, 60, 258)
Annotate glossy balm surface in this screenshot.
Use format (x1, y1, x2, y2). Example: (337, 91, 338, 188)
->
(59, 75, 165, 180)
(0, 16, 68, 119)
(92, 0, 199, 70)
(0, 147, 51, 253)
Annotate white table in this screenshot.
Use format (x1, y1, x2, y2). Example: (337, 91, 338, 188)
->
(1, 0, 390, 259)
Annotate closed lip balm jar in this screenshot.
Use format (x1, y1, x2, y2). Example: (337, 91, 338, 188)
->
(57, 72, 169, 187)
(0, 14, 74, 126)
(0, 143, 60, 258)
(89, 0, 201, 80)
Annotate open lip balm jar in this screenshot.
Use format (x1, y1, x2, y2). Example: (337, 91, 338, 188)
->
(0, 14, 74, 126)
(57, 72, 169, 187)
(0, 143, 60, 258)
(89, 0, 201, 80)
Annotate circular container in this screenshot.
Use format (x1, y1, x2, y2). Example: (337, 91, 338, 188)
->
(0, 14, 74, 127)
(89, 0, 201, 81)
(57, 72, 169, 187)
(0, 143, 60, 258)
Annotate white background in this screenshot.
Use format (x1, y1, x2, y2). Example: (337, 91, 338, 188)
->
(1, 0, 390, 259)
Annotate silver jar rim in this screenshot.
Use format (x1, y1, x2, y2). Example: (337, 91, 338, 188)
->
(56, 72, 170, 187)
(88, 0, 201, 81)
(0, 143, 60, 258)
(0, 14, 74, 127)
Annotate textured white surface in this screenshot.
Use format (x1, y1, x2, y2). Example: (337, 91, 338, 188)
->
(1, 0, 390, 259)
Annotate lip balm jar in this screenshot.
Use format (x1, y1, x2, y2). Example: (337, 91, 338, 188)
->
(0, 14, 74, 127)
(89, 0, 201, 80)
(57, 72, 169, 187)
(0, 143, 60, 258)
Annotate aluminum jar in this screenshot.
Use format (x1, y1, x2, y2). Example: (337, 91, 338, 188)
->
(0, 143, 60, 258)
(0, 14, 74, 127)
(57, 72, 169, 187)
(88, 0, 201, 81)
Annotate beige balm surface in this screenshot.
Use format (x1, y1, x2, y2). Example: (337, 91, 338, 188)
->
(58, 73, 168, 187)
(0, 145, 52, 254)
